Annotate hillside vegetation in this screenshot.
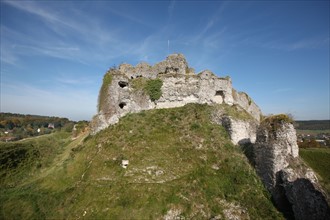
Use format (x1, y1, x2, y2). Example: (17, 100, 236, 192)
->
(0, 104, 282, 219)
(0, 132, 72, 187)
(300, 148, 330, 196)
(0, 113, 74, 141)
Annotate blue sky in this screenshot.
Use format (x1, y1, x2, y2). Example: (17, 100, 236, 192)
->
(1, 0, 329, 121)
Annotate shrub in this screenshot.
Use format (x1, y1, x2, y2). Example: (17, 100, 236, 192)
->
(145, 79, 163, 101)
(261, 114, 293, 134)
(263, 114, 293, 124)
(131, 77, 147, 90)
(132, 78, 163, 102)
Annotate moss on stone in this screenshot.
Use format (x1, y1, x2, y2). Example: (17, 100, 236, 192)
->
(240, 92, 252, 106)
(98, 73, 113, 111)
(214, 104, 254, 121)
(263, 114, 293, 124)
(131, 78, 163, 102)
(131, 77, 148, 90)
(261, 114, 293, 134)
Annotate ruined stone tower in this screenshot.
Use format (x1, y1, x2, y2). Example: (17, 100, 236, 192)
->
(91, 54, 261, 134)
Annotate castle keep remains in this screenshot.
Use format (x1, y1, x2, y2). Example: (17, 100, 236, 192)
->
(91, 54, 261, 134)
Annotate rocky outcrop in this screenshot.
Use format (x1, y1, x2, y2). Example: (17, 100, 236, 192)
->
(253, 115, 330, 219)
(280, 169, 330, 220)
(254, 117, 299, 190)
(232, 90, 261, 124)
(91, 54, 261, 134)
(211, 104, 258, 145)
(220, 116, 257, 145)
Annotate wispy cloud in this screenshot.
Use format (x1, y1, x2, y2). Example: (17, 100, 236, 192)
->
(188, 2, 227, 44)
(15, 44, 88, 64)
(242, 34, 329, 51)
(55, 75, 94, 85)
(4, 0, 112, 39)
(273, 88, 294, 93)
(106, 5, 154, 28)
(168, 0, 176, 19)
(0, 45, 18, 65)
(4, 1, 65, 25)
(286, 37, 329, 51)
(2, 1, 134, 65)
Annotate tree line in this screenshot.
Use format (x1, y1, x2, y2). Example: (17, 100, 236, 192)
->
(295, 120, 330, 130)
(0, 113, 75, 141)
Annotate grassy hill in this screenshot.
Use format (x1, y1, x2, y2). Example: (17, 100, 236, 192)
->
(300, 148, 330, 197)
(0, 104, 283, 219)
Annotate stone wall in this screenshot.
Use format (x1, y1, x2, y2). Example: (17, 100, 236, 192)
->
(211, 104, 258, 145)
(220, 116, 257, 145)
(232, 89, 261, 122)
(118, 54, 191, 79)
(91, 54, 262, 134)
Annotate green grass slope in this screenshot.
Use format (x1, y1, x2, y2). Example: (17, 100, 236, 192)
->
(0, 132, 72, 187)
(0, 104, 282, 219)
(300, 148, 330, 196)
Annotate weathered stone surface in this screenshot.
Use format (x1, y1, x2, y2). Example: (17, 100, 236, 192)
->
(254, 122, 299, 190)
(220, 116, 257, 145)
(253, 118, 330, 219)
(91, 54, 261, 134)
(283, 178, 330, 220)
(232, 90, 261, 122)
(211, 104, 258, 145)
(218, 199, 250, 220)
(163, 208, 182, 220)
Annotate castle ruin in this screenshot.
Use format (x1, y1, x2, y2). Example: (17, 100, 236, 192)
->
(91, 54, 261, 134)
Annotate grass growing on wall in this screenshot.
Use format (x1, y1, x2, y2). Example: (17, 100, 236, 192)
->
(98, 73, 113, 111)
(132, 78, 163, 101)
(214, 104, 254, 121)
(261, 114, 293, 134)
